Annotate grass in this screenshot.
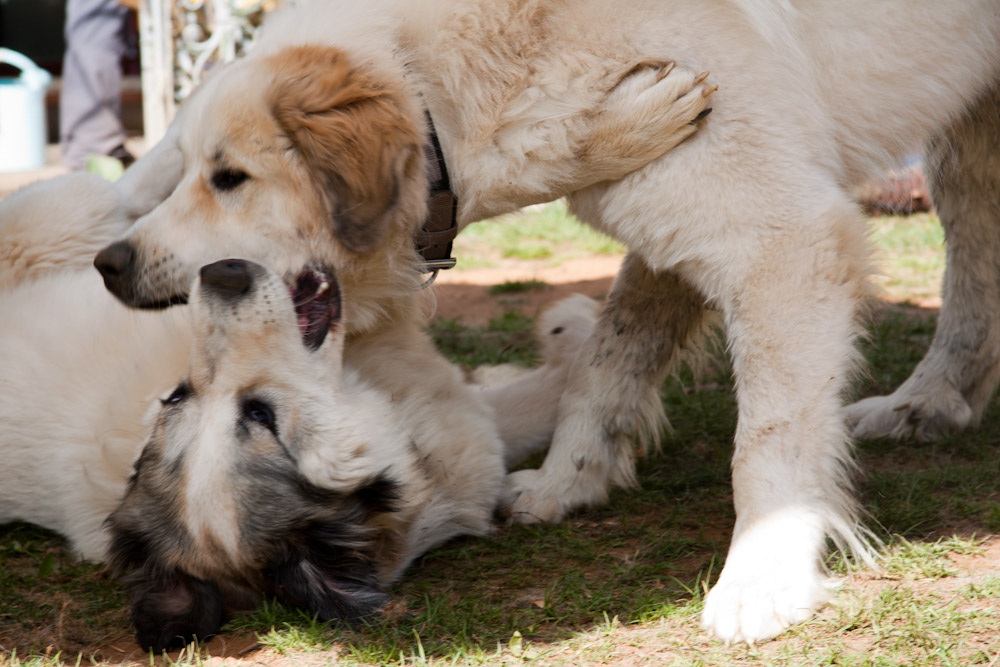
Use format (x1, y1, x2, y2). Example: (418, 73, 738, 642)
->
(3, 209, 1000, 666)
(868, 213, 945, 303)
(488, 280, 549, 295)
(430, 311, 539, 367)
(454, 201, 625, 268)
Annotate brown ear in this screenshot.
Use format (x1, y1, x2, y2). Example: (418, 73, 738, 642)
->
(269, 46, 423, 254)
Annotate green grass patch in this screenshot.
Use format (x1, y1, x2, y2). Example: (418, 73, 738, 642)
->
(4, 211, 1000, 666)
(488, 279, 548, 295)
(454, 200, 625, 269)
(869, 213, 945, 303)
(430, 311, 537, 367)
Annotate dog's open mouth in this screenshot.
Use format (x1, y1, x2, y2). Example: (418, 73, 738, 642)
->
(290, 266, 341, 351)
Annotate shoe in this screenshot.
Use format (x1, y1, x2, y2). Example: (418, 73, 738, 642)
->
(107, 144, 136, 168)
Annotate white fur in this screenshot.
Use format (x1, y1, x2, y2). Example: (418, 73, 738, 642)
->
(89, 0, 1000, 644)
(392, 0, 1000, 644)
(0, 176, 594, 572)
(0, 271, 190, 559)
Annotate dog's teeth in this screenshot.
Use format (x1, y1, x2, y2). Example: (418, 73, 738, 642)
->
(317, 281, 329, 295)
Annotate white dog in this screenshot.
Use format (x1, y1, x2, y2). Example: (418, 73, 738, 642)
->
(0, 176, 597, 652)
(89, 0, 1000, 644)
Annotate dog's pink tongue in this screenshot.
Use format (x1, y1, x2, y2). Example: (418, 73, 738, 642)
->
(288, 284, 313, 339)
(297, 311, 311, 337)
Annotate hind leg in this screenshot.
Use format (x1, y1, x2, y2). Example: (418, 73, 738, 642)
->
(845, 85, 1000, 441)
(502, 253, 705, 522)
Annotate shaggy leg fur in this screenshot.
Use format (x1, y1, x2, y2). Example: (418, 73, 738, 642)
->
(845, 84, 1000, 441)
(504, 170, 877, 641)
(700, 209, 875, 643)
(502, 254, 705, 522)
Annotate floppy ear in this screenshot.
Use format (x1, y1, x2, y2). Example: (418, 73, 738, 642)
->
(127, 566, 227, 653)
(108, 526, 226, 652)
(269, 549, 390, 623)
(265, 475, 399, 622)
(268, 46, 424, 254)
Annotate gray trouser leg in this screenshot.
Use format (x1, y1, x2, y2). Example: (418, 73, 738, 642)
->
(60, 0, 128, 170)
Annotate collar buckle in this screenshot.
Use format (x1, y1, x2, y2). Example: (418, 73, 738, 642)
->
(416, 112, 458, 278)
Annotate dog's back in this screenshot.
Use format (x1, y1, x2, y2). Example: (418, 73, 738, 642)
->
(0, 175, 192, 559)
(0, 269, 191, 559)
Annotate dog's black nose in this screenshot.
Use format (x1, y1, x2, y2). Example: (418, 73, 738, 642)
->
(94, 240, 137, 297)
(199, 259, 253, 299)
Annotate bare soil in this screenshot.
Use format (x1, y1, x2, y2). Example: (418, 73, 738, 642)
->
(430, 255, 623, 326)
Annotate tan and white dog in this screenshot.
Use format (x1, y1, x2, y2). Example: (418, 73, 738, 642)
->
(90, 0, 1000, 645)
(0, 176, 598, 652)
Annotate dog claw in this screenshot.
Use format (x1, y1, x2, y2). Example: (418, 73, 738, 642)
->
(656, 60, 676, 81)
(689, 107, 712, 125)
(702, 83, 719, 97)
(694, 71, 711, 85)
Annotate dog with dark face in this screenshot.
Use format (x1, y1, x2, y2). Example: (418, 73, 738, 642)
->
(106, 259, 436, 651)
(99, 0, 1000, 645)
(0, 177, 600, 652)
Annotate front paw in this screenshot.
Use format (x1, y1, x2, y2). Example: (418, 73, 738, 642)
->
(590, 61, 716, 179)
(701, 564, 830, 644)
(604, 60, 715, 129)
(500, 469, 568, 524)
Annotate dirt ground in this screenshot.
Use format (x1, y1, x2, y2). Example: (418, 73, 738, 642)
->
(429, 255, 623, 326)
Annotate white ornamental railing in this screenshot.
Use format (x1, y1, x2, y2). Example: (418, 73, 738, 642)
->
(138, 0, 281, 144)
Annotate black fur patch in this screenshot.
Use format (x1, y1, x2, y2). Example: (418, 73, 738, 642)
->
(127, 568, 226, 653)
(354, 473, 401, 515)
(107, 431, 403, 648)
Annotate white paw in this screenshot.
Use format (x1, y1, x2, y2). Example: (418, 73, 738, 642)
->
(701, 506, 836, 644)
(501, 468, 568, 524)
(701, 565, 830, 644)
(501, 418, 627, 525)
(844, 387, 972, 442)
(610, 61, 714, 123)
(598, 61, 715, 161)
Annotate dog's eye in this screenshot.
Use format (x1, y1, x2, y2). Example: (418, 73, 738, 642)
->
(243, 398, 277, 433)
(162, 383, 190, 405)
(211, 168, 250, 191)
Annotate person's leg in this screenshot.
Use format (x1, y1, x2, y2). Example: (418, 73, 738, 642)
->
(60, 0, 129, 170)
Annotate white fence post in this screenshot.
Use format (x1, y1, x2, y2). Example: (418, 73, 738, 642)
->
(138, 0, 279, 146)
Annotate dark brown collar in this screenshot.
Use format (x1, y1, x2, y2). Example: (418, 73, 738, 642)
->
(415, 112, 458, 274)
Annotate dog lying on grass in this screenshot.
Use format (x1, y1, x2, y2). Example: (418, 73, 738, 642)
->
(0, 175, 597, 652)
(87, 0, 1000, 645)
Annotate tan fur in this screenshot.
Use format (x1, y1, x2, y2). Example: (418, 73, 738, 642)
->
(90, 0, 1000, 646)
(0, 174, 602, 651)
(91, 26, 713, 637)
(269, 46, 425, 254)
